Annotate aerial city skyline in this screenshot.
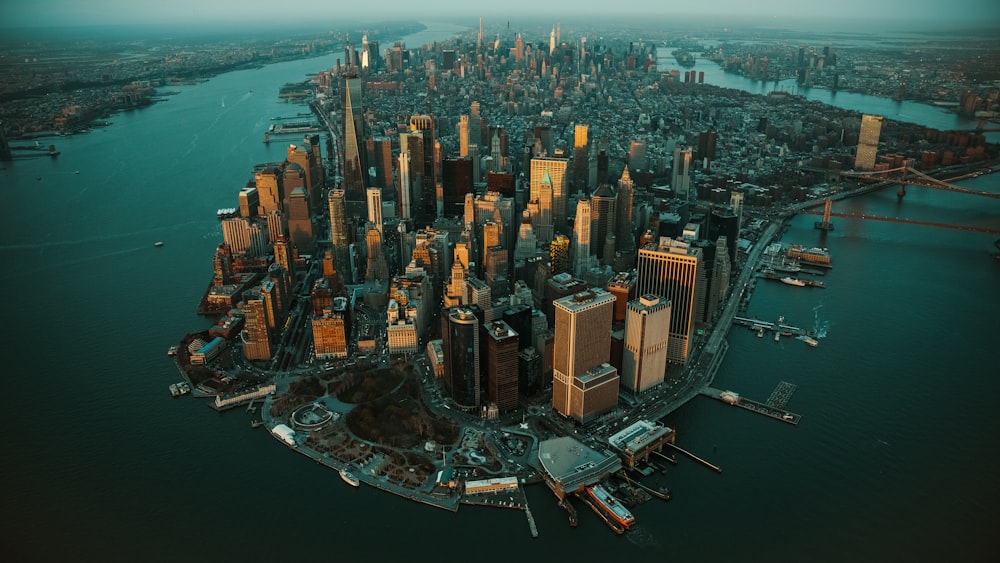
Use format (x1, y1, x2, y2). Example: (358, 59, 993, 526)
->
(2, 11, 998, 560)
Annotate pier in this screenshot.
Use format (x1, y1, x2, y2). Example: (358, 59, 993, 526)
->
(665, 443, 722, 473)
(524, 505, 539, 538)
(733, 316, 814, 337)
(701, 383, 802, 425)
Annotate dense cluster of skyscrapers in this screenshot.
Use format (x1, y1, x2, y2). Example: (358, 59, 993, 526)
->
(198, 20, 906, 426)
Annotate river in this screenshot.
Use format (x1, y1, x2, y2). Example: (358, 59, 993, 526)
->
(1, 23, 997, 562)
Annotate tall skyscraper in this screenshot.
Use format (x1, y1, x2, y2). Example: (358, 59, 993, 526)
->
(241, 287, 272, 361)
(855, 114, 884, 170)
(573, 197, 592, 277)
(484, 320, 519, 412)
(459, 114, 470, 158)
(536, 170, 555, 243)
(397, 153, 412, 220)
(672, 146, 693, 200)
(636, 238, 706, 365)
(590, 184, 616, 261)
(552, 288, 618, 423)
(622, 295, 671, 394)
(442, 307, 481, 410)
(341, 73, 367, 200)
(370, 136, 394, 190)
(366, 226, 389, 281)
(530, 157, 569, 233)
(615, 164, 635, 255)
(708, 236, 732, 322)
(328, 189, 350, 279)
(573, 124, 589, 192)
(366, 187, 383, 234)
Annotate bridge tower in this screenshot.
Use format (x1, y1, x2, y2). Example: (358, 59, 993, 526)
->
(814, 198, 835, 231)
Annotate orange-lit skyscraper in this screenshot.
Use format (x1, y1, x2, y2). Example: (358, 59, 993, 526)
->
(552, 289, 618, 422)
(636, 238, 706, 365)
(855, 114, 883, 170)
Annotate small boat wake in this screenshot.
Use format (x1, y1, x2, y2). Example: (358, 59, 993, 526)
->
(812, 302, 830, 338)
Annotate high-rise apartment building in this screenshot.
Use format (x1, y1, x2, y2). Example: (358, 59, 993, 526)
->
(636, 238, 706, 365)
(552, 288, 617, 422)
(484, 320, 519, 412)
(855, 114, 883, 170)
(622, 295, 672, 394)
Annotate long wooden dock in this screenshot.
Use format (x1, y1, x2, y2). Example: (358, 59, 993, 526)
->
(733, 316, 813, 337)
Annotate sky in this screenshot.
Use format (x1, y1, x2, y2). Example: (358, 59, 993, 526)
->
(4, 0, 1000, 29)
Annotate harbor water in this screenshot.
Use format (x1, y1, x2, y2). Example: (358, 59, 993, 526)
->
(2, 23, 998, 561)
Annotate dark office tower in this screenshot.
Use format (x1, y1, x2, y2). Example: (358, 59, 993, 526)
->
(697, 131, 717, 169)
(484, 320, 520, 412)
(212, 243, 234, 286)
(442, 157, 473, 218)
(442, 49, 456, 70)
(399, 132, 425, 223)
(369, 136, 393, 191)
(596, 138, 609, 185)
(328, 189, 350, 278)
(708, 236, 731, 322)
(708, 209, 739, 264)
(502, 304, 533, 351)
(287, 188, 314, 253)
(442, 307, 481, 409)
(409, 115, 437, 225)
(573, 124, 589, 192)
(470, 101, 483, 148)
(341, 73, 367, 201)
(615, 164, 635, 254)
(590, 184, 616, 260)
(550, 234, 570, 276)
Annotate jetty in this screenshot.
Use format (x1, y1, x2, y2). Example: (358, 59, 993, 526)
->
(701, 382, 802, 425)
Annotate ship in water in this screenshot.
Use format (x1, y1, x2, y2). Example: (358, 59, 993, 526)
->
(672, 49, 695, 67)
(586, 484, 635, 529)
(799, 335, 819, 347)
(340, 469, 360, 487)
(154, 241, 164, 247)
(781, 276, 807, 287)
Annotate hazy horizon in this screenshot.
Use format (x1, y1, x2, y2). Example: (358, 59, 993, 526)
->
(4, 0, 1000, 32)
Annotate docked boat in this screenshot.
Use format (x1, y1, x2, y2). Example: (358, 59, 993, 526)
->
(340, 469, 360, 487)
(586, 484, 635, 529)
(169, 382, 191, 397)
(780, 276, 807, 287)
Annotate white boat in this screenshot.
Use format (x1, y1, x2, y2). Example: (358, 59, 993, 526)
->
(801, 336, 819, 347)
(340, 469, 360, 487)
(780, 277, 806, 287)
(154, 241, 164, 247)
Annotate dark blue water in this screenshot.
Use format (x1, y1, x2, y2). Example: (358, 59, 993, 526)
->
(2, 23, 998, 561)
